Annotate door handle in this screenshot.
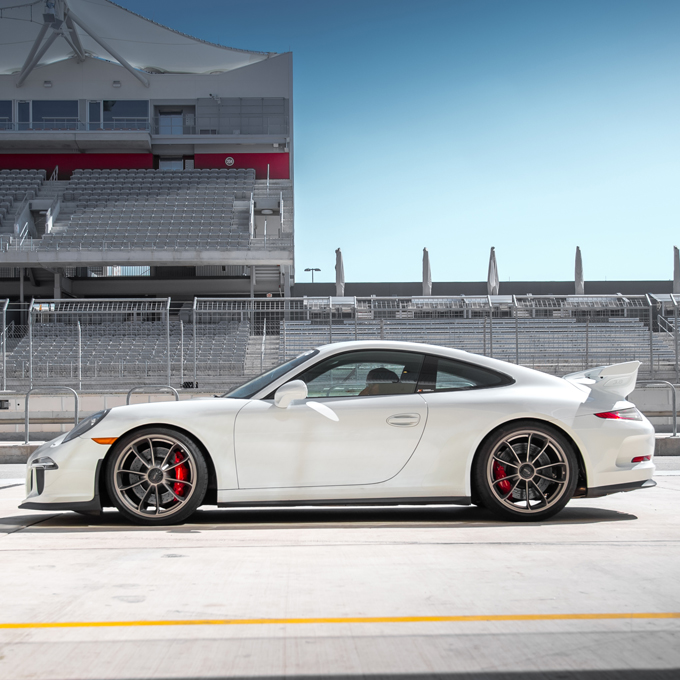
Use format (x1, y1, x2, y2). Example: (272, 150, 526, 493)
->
(386, 413, 421, 427)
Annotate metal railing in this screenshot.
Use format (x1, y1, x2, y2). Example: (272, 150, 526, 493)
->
(0, 295, 678, 391)
(2, 119, 151, 132)
(126, 385, 179, 405)
(638, 380, 678, 437)
(1, 112, 289, 136)
(24, 386, 79, 444)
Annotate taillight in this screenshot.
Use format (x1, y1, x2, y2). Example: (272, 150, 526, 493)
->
(594, 408, 643, 421)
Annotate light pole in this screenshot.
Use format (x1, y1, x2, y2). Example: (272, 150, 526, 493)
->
(305, 268, 321, 283)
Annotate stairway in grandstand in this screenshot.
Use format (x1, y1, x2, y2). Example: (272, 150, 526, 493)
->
(37, 168, 257, 250)
(0, 169, 46, 235)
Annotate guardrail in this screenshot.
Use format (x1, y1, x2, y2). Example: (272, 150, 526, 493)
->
(24, 386, 79, 444)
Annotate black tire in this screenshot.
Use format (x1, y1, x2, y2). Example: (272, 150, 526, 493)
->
(473, 421, 578, 522)
(105, 427, 208, 526)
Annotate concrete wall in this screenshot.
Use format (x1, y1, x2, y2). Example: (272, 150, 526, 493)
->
(293, 281, 673, 297)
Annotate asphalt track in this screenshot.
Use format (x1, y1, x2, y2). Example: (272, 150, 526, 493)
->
(0, 461, 679, 680)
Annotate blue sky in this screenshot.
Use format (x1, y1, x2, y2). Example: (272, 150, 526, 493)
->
(121, 0, 680, 283)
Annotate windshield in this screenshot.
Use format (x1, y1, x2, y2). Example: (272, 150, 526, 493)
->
(223, 349, 319, 399)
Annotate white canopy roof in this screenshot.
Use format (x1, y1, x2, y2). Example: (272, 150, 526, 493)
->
(0, 0, 274, 77)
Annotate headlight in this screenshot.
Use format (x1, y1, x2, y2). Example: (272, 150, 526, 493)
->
(62, 409, 111, 443)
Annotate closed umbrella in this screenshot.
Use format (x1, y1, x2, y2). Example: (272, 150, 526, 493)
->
(487, 247, 499, 295)
(422, 247, 432, 296)
(575, 246, 584, 295)
(335, 248, 345, 297)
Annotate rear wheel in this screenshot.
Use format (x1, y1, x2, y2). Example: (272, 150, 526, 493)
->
(473, 422, 578, 521)
(105, 428, 208, 526)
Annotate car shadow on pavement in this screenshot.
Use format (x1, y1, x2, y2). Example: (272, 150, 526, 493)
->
(0, 503, 637, 533)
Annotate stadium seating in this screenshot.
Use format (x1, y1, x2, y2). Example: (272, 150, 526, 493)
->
(6, 319, 251, 383)
(38, 168, 258, 250)
(279, 317, 675, 376)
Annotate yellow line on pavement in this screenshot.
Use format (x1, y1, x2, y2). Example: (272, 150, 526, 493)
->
(0, 612, 679, 630)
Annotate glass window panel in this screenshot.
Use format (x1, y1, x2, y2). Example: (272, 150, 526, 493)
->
(32, 100, 78, 129)
(296, 350, 424, 398)
(0, 101, 11, 129)
(158, 158, 183, 170)
(225, 350, 320, 399)
(88, 101, 101, 130)
(158, 113, 183, 135)
(18, 101, 30, 130)
(433, 358, 509, 392)
(103, 101, 149, 129)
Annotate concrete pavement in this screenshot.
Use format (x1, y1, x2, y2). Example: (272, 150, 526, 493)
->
(0, 461, 679, 679)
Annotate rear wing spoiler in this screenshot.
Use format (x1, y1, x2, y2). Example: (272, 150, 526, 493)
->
(563, 361, 641, 399)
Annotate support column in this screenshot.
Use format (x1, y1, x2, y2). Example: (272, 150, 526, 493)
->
(250, 266, 255, 298)
(53, 269, 62, 300)
(283, 265, 292, 298)
(19, 268, 25, 326)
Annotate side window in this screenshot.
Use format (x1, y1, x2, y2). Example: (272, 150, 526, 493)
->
(426, 357, 512, 392)
(295, 350, 425, 398)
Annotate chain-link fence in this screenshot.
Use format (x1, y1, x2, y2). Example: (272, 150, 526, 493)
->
(0, 294, 677, 392)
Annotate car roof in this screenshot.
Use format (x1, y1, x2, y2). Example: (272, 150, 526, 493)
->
(308, 340, 563, 385)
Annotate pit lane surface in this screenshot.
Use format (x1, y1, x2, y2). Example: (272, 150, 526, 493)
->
(0, 462, 679, 680)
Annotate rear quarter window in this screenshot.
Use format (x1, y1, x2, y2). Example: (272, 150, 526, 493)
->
(421, 356, 514, 392)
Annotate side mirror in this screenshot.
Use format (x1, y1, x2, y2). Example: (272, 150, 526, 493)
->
(274, 380, 308, 409)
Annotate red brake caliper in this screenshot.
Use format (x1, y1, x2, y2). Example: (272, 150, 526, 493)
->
(173, 451, 188, 501)
(493, 461, 512, 494)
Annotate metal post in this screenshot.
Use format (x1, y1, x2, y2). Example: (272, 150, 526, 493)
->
(647, 295, 655, 379)
(193, 299, 197, 389)
(513, 297, 519, 365)
(585, 316, 589, 369)
(166, 300, 171, 386)
(77, 320, 82, 391)
(329, 297, 333, 343)
(28, 303, 33, 389)
(180, 320, 184, 387)
(483, 316, 487, 356)
(354, 297, 358, 341)
(489, 309, 494, 358)
(1, 302, 6, 392)
(675, 300, 678, 382)
(261, 317, 266, 372)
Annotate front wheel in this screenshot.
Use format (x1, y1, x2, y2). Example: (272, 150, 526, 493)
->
(105, 428, 208, 526)
(473, 422, 578, 521)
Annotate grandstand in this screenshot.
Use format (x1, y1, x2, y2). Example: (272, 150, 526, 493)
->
(0, 0, 293, 299)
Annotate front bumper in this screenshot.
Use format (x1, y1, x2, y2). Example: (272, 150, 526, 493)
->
(19, 435, 106, 513)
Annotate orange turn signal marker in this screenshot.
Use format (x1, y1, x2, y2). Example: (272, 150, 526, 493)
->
(92, 437, 118, 445)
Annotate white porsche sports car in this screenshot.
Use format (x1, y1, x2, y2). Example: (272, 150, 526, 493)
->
(21, 341, 656, 525)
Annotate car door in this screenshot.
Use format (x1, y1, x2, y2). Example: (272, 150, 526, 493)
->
(234, 349, 428, 489)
